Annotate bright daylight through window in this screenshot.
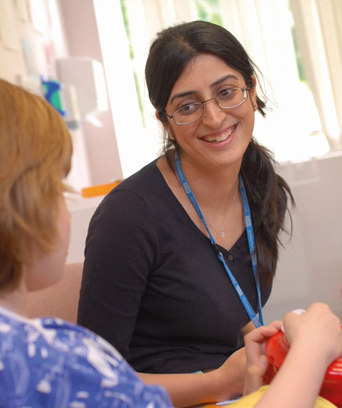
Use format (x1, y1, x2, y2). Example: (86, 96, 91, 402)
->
(95, 0, 342, 178)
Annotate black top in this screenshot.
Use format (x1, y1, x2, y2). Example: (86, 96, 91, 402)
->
(78, 160, 272, 374)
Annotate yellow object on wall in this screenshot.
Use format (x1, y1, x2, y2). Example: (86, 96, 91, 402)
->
(81, 180, 121, 198)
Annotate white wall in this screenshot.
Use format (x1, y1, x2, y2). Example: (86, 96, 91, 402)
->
(66, 194, 104, 264)
(59, 0, 123, 186)
(263, 151, 342, 321)
(0, 0, 123, 189)
(0, 0, 69, 83)
(0, 0, 89, 191)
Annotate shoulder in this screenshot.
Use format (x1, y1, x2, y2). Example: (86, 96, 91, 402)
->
(0, 314, 128, 378)
(116, 158, 162, 193)
(90, 158, 174, 228)
(98, 159, 166, 210)
(0, 314, 172, 407)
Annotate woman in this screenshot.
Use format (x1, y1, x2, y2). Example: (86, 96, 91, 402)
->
(78, 20, 294, 401)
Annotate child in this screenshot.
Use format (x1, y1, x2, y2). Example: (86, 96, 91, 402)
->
(0, 79, 171, 408)
(0, 78, 340, 408)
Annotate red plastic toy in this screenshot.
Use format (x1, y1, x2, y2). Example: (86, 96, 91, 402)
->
(264, 329, 342, 408)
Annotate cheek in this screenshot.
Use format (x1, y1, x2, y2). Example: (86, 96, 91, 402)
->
(248, 108, 255, 128)
(61, 218, 70, 252)
(57, 199, 71, 252)
(246, 113, 255, 139)
(167, 122, 198, 144)
(25, 199, 70, 292)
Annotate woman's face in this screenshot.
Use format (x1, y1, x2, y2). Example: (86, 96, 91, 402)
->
(26, 197, 70, 292)
(163, 53, 257, 172)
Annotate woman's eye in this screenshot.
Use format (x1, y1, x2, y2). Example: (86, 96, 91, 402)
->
(218, 88, 237, 100)
(177, 103, 200, 115)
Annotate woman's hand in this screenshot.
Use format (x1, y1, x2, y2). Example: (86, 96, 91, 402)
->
(140, 347, 247, 407)
(207, 347, 247, 402)
(243, 321, 282, 395)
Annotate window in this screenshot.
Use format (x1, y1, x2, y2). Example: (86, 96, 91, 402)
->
(95, 0, 342, 177)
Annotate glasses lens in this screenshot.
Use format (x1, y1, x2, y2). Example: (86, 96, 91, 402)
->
(217, 88, 247, 109)
(173, 103, 203, 125)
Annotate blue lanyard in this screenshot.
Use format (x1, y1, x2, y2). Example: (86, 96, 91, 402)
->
(174, 150, 264, 327)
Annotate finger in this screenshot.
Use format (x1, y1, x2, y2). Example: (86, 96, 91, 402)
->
(245, 325, 280, 345)
(267, 320, 282, 331)
(245, 326, 280, 364)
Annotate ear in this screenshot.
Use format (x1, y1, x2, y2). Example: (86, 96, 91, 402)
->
(155, 110, 170, 133)
(250, 75, 258, 110)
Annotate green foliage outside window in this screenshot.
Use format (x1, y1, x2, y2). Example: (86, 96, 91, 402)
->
(119, 0, 224, 127)
(120, 0, 145, 127)
(119, 0, 306, 130)
(194, 0, 223, 26)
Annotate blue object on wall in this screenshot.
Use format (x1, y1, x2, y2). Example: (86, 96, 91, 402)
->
(41, 78, 66, 117)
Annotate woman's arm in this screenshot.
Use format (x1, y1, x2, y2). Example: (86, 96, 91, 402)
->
(77, 190, 156, 359)
(138, 347, 246, 408)
(241, 320, 256, 335)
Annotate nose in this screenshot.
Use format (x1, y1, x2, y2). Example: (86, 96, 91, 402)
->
(201, 99, 226, 128)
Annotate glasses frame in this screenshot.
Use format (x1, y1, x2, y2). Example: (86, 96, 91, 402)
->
(163, 87, 250, 126)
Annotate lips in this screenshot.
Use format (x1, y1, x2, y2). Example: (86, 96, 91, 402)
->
(201, 125, 237, 143)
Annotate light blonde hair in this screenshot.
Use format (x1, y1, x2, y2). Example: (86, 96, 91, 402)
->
(0, 79, 72, 291)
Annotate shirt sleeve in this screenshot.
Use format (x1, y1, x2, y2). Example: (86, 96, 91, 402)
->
(0, 314, 173, 408)
(77, 189, 159, 361)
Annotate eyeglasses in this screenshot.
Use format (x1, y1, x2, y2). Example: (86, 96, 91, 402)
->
(163, 87, 250, 126)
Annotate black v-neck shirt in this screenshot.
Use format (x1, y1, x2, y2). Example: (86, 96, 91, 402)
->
(78, 159, 272, 374)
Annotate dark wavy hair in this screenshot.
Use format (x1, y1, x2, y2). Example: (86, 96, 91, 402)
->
(145, 20, 294, 285)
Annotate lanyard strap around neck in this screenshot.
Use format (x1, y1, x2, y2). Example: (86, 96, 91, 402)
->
(174, 150, 264, 327)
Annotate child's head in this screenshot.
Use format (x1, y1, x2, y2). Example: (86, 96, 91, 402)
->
(0, 79, 72, 293)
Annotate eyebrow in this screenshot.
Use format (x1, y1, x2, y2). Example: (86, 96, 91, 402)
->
(170, 74, 239, 104)
(211, 74, 239, 87)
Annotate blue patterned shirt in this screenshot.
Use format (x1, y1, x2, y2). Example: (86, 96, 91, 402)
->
(0, 306, 173, 408)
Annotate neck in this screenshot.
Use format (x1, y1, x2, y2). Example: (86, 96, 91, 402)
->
(175, 151, 241, 211)
(0, 282, 28, 316)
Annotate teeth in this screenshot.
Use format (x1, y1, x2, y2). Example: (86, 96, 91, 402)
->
(204, 126, 234, 143)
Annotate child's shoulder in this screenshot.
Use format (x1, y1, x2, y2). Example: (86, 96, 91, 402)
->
(2, 310, 120, 355)
(0, 310, 170, 407)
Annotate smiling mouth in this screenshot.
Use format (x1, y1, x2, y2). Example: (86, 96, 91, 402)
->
(202, 125, 237, 143)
